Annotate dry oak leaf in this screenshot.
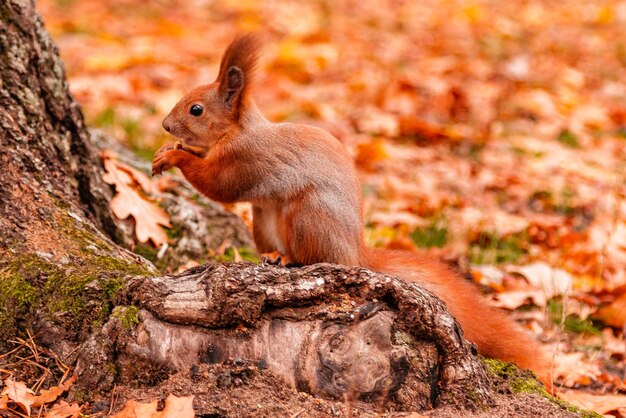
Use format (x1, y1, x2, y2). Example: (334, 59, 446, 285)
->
(552, 352, 602, 387)
(490, 262, 574, 309)
(558, 390, 626, 416)
(32, 375, 76, 407)
(112, 395, 194, 418)
(101, 152, 171, 247)
(0, 378, 36, 415)
(43, 400, 82, 418)
(593, 291, 626, 329)
(154, 394, 195, 417)
(354, 138, 389, 170)
(112, 399, 158, 418)
(0, 376, 77, 416)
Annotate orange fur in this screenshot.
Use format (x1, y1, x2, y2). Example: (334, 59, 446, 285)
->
(153, 34, 551, 388)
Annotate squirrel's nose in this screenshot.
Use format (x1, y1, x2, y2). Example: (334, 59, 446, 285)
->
(162, 119, 171, 133)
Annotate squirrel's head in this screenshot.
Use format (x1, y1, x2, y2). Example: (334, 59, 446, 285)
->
(162, 33, 261, 149)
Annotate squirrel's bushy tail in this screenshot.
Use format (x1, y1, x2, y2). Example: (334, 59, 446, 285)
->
(362, 247, 551, 386)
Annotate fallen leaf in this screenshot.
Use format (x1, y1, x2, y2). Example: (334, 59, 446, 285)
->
(0, 378, 36, 415)
(355, 107, 399, 137)
(398, 116, 461, 142)
(593, 291, 626, 329)
(355, 138, 388, 171)
(102, 153, 172, 246)
(111, 399, 159, 418)
(100, 149, 159, 196)
(33, 375, 77, 407)
(0, 395, 8, 409)
(154, 395, 194, 418)
(44, 400, 82, 418)
(512, 262, 573, 297)
(119, 162, 159, 196)
(553, 352, 602, 387)
(491, 262, 574, 308)
(558, 390, 626, 415)
(112, 395, 194, 418)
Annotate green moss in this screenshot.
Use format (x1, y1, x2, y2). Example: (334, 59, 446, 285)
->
(484, 359, 540, 391)
(166, 225, 183, 240)
(0, 270, 38, 307)
(0, 248, 151, 340)
(91, 255, 151, 276)
(133, 244, 173, 272)
(468, 230, 528, 265)
(71, 389, 88, 404)
(484, 359, 601, 417)
(217, 247, 260, 263)
(547, 299, 602, 335)
(100, 277, 124, 300)
(411, 218, 449, 249)
(57, 212, 114, 254)
(134, 244, 159, 262)
(557, 129, 580, 148)
(0, 261, 39, 336)
(1, 190, 159, 341)
(112, 306, 140, 329)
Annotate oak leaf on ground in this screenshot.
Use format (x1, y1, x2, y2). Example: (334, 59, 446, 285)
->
(0, 394, 8, 410)
(552, 352, 602, 387)
(558, 390, 626, 416)
(32, 375, 76, 407)
(0, 376, 77, 416)
(112, 395, 194, 418)
(0, 378, 37, 415)
(101, 151, 172, 247)
(593, 291, 626, 329)
(43, 400, 82, 418)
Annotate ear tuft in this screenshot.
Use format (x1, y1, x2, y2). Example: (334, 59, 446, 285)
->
(215, 33, 263, 117)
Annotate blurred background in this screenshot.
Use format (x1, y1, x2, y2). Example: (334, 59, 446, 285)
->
(38, 0, 626, 407)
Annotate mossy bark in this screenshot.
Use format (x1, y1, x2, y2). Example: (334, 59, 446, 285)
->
(0, 0, 154, 349)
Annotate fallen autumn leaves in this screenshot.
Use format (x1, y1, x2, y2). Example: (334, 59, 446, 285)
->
(0, 376, 78, 417)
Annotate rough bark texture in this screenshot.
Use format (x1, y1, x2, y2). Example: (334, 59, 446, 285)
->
(75, 263, 582, 417)
(81, 262, 485, 410)
(0, 0, 120, 245)
(0, 0, 158, 351)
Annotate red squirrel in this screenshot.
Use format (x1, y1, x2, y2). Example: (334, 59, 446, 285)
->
(152, 34, 551, 386)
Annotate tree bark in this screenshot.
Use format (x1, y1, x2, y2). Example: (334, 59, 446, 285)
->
(77, 262, 493, 412)
(0, 2, 582, 417)
(0, 0, 154, 351)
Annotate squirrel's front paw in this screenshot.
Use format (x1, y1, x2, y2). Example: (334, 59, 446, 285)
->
(151, 149, 176, 177)
(152, 154, 171, 176)
(152, 143, 185, 175)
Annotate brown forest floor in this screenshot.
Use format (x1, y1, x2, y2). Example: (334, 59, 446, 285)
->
(21, 0, 626, 415)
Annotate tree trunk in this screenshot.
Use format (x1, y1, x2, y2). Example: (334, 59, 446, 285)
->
(0, 1, 582, 417)
(0, 0, 154, 351)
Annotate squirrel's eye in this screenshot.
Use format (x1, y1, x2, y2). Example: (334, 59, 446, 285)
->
(190, 104, 203, 116)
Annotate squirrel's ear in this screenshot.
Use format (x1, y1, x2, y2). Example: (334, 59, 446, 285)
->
(221, 65, 244, 113)
(215, 33, 262, 117)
